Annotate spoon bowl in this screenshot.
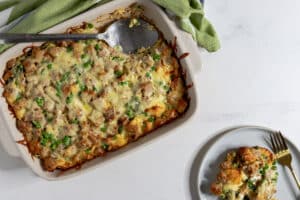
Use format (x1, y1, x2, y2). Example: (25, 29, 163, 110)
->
(99, 18, 159, 53)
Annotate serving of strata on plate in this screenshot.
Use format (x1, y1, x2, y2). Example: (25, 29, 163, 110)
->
(211, 146, 279, 200)
(1, 4, 189, 172)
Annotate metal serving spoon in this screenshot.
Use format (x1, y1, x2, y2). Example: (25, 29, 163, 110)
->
(0, 18, 159, 53)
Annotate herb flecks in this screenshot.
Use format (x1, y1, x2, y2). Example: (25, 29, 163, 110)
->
(152, 53, 161, 61)
(66, 93, 73, 104)
(114, 70, 123, 78)
(35, 96, 44, 107)
(40, 131, 54, 146)
(62, 136, 72, 147)
(101, 143, 109, 151)
(32, 120, 41, 129)
(148, 116, 156, 123)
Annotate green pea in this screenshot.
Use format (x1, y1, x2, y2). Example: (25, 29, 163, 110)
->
(126, 109, 135, 120)
(66, 93, 73, 104)
(83, 60, 92, 68)
(15, 93, 22, 102)
(114, 70, 123, 78)
(85, 148, 92, 154)
(40, 137, 48, 146)
(152, 53, 161, 61)
(145, 72, 151, 78)
(87, 23, 94, 29)
(118, 125, 123, 134)
(100, 125, 107, 132)
(55, 82, 62, 97)
(163, 85, 170, 92)
(32, 121, 41, 129)
(66, 46, 73, 52)
(112, 56, 124, 62)
(62, 136, 72, 146)
(50, 141, 60, 151)
(35, 96, 44, 107)
(101, 143, 109, 151)
(47, 63, 53, 69)
(40, 131, 54, 146)
(119, 81, 128, 86)
(78, 82, 86, 92)
(14, 64, 24, 75)
(247, 180, 256, 191)
(60, 71, 70, 82)
(70, 118, 79, 124)
(94, 44, 101, 51)
(81, 54, 88, 59)
(142, 111, 148, 116)
(148, 116, 156, 123)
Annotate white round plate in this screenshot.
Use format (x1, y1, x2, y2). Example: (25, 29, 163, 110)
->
(198, 126, 300, 200)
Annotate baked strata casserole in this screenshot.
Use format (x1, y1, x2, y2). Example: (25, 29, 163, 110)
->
(1, 5, 189, 171)
(211, 146, 278, 200)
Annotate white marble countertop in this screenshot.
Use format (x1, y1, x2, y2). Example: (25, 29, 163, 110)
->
(1, 0, 300, 199)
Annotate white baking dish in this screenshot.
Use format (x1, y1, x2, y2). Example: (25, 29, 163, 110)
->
(0, 0, 200, 180)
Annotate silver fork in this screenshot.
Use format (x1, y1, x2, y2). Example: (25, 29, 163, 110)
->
(270, 131, 300, 189)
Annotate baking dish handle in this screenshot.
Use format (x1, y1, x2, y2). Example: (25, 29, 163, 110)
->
(0, 114, 20, 157)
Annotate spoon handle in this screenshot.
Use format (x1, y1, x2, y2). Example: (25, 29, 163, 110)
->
(0, 33, 99, 43)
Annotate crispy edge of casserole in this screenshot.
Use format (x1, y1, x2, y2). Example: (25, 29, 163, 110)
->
(1, 4, 190, 172)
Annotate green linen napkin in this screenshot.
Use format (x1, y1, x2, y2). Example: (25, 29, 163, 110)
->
(7, 0, 47, 23)
(0, 0, 104, 53)
(9, 0, 97, 33)
(153, 0, 220, 52)
(0, 0, 19, 12)
(0, 0, 220, 53)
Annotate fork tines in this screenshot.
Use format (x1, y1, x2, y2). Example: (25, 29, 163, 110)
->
(270, 131, 288, 153)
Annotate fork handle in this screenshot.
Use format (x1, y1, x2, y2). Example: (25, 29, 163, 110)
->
(288, 165, 300, 190)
